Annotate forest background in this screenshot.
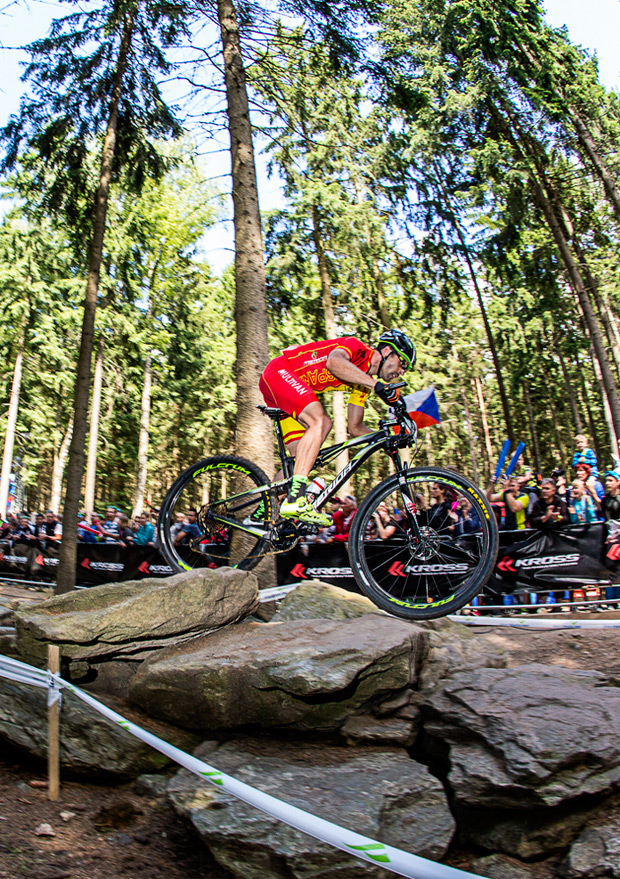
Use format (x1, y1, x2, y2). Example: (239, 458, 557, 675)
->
(0, 0, 620, 567)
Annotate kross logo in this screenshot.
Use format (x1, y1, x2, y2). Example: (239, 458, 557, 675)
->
(139, 561, 174, 574)
(289, 564, 353, 579)
(389, 561, 468, 576)
(497, 553, 580, 573)
(80, 558, 124, 572)
(36, 554, 59, 567)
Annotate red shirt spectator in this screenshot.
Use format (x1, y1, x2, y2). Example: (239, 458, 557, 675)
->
(328, 495, 357, 543)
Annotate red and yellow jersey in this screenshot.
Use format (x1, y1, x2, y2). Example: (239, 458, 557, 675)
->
(281, 336, 373, 406)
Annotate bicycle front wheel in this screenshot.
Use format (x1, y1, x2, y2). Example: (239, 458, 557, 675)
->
(158, 455, 272, 573)
(349, 467, 498, 620)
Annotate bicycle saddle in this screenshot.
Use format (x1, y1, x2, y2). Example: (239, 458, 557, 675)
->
(257, 405, 288, 421)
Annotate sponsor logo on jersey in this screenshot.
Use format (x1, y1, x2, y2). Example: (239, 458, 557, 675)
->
(302, 354, 328, 367)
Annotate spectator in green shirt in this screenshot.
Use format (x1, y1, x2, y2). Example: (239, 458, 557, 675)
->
(487, 476, 529, 530)
(133, 512, 155, 546)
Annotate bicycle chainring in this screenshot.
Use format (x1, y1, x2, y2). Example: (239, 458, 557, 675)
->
(272, 520, 301, 552)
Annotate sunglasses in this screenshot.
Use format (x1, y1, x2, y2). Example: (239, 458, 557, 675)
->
(391, 352, 409, 370)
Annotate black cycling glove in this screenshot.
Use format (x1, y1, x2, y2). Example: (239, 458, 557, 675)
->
(374, 381, 402, 405)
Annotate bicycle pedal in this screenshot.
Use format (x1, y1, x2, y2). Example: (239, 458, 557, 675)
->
(297, 522, 320, 536)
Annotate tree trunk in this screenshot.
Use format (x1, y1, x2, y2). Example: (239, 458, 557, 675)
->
(523, 381, 542, 474)
(557, 348, 583, 434)
(573, 236, 620, 380)
(574, 353, 603, 466)
(83, 335, 104, 518)
(0, 315, 26, 520)
(56, 12, 134, 594)
(50, 417, 73, 513)
(310, 205, 349, 473)
(570, 110, 620, 223)
(474, 374, 494, 479)
(591, 344, 618, 455)
(492, 101, 620, 438)
(432, 161, 514, 440)
(133, 352, 152, 517)
(453, 343, 479, 483)
(217, 0, 272, 478)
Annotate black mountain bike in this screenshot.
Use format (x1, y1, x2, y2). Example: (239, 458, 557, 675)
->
(158, 399, 498, 620)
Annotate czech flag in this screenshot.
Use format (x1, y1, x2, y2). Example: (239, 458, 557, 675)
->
(403, 387, 441, 428)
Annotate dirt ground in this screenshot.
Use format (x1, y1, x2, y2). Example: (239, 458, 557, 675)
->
(3, 579, 620, 878)
(0, 758, 232, 879)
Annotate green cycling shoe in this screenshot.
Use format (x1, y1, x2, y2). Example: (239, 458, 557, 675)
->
(279, 495, 331, 527)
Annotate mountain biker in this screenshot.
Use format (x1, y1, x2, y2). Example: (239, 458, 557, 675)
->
(258, 329, 416, 525)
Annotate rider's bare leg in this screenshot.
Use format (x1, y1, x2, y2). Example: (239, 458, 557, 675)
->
(293, 401, 332, 479)
(279, 401, 332, 525)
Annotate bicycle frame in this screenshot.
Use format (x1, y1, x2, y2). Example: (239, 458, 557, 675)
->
(208, 412, 420, 542)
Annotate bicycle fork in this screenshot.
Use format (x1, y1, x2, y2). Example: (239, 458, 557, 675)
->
(391, 451, 424, 546)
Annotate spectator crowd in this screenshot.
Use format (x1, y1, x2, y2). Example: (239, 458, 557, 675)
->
(0, 506, 158, 549)
(485, 434, 620, 532)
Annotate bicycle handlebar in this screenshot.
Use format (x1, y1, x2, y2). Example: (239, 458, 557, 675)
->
(381, 396, 417, 444)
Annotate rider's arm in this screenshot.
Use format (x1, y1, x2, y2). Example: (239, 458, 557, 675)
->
(327, 349, 377, 390)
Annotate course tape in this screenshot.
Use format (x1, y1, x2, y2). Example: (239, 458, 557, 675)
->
(258, 584, 299, 602)
(450, 615, 620, 629)
(0, 654, 485, 879)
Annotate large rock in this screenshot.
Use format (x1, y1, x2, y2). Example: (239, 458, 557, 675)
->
(14, 567, 259, 662)
(460, 802, 597, 860)
(167, 738, 456, 879)
(129, 615, 427, 732)
(422, 665, 620, 811)
(562, 810, 620, 878)
(273, 588, 507, 694)
(417, 618, 508, 691)
(470, 854, 548, 879)
(0, 676, 169, 779)
(272, 581, 380, 621)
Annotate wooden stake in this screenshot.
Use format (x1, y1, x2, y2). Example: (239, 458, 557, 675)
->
(47, 644, 60, 801)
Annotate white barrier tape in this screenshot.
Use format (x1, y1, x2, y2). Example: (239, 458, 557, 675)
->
(450, 615, 620, 629)
(258, 583, 299, 602)
(46, 669, 62, 708)
(470, 597, 615, 610)
(53, 673, 484, 879)
(0, 654, 48, 689)
(0, 654, 484, 879)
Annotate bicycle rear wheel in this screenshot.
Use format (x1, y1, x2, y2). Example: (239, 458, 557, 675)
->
(158, 455, 273, 573)
(349, 466, 498, 620)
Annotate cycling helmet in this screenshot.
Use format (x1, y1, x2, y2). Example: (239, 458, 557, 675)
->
(377, 329, 416, 370)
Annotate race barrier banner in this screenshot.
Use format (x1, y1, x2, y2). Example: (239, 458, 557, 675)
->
(277, 522, 620, 596)
(0, 541, 175, 585)
(276, 542, 358, 590)
(487, 522, 620, 597)
(3, 522, 620, 596)
(0, 653, 484, 879)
